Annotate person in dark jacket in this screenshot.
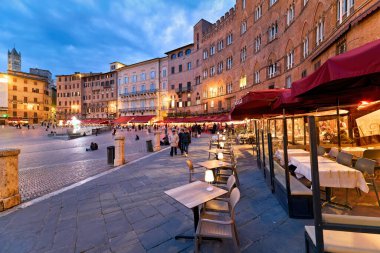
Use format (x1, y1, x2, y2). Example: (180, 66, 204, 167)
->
(178, 128, 185, 155)
(182, 128, 191, 156)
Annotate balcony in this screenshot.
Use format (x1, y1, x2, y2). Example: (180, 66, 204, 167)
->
(175, 87, 192, 94)
(120, 89, 158, 98)
(119, 106, 157, 113)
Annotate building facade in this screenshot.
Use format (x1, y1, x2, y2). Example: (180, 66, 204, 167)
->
(166, 0, 380, 116)
(56, 73, 84, 120)
(0, 70, 52, 124)
(82, 71, 118, 119)
(117, 57, 169, 120)
(8, 48, 21, 72)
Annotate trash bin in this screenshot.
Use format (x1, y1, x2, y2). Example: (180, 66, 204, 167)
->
(107, 146, 115, 164)
(146, 140, 153, 152)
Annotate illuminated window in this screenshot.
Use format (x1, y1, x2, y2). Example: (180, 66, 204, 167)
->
(239, 75, 247, 89)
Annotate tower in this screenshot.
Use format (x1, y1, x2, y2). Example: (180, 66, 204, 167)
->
(8, 47, 21, 72)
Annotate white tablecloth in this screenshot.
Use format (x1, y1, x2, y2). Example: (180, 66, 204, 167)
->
(275, 149, 310, 165)
(290, 155, 369, 193)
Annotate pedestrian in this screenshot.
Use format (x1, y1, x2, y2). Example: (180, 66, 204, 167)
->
(135, 135, 140, 141)
(178, 128, 185, 155)
(169, 130, 179, 156)
(182, 128, 191, 156)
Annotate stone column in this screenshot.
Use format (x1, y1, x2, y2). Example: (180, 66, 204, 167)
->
(0, 149, 21, 211)
(114, 136, 125, 166)
(153, 131, 162, 151)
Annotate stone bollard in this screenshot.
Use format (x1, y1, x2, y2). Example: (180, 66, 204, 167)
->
(153, 131, 162, 151)
(114, 135, 125, 166)
(0, 149, 21, 211)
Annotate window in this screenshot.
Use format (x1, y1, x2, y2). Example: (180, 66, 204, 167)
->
(124, 77, 129, 84)
(336, 39, 347, 55)
(162, 69, 167, 77)
(150, 83, 155, 91)
(285, 76, 292, 88)
(210, 45, 215, 56)
(226, 82, 233, 94)
(195, 76, 201, 85)
(239, 75, 247, 89)
(303, 0, 309, 7)
(185, 49, 191, 55)
(178, 51, 183, 57)
(303, 37, 309, 59)
(241, 21, 247, 34)
(226, 56, 233, 70)
(179, 64, 182, 72)
(162, 82, 166, 90)
(209, 87, 217, 97)
(13, 85, 17, 91)
(203, 50, 208, 59)
(226, 33, 233, 45)
(24, 87, 27, 92)
(124, 87, 128, 94)
(269, 22, 278, 41)
(187, 62, 192, 70)
(171, 54, 176, 59)
(132, 86, 136, 93)
(254, 71, 260, 84)
(24, 97, 28, 103)
(210, 66, 215, 77)
(286, 50, 295, 70)
(255, 35, 261, 52)
(286, 4, 295, 26)
(140, 73, 146, 81)
(203, 69, 208, 79)
(269, 0, 278, 7)
(337, 0, 354, 24)
(314, 60, 321, 70)
(217, 61, 223, 74)
(150, 71, 155, 79)
(316, 19, 324, 46)
(301, 70, 307, 78)
(268, 62, 278, 78)
(171, 67, 175, 74)
(240, 46, 247, 62)
(171, 84, 175, 90)
(132, 75, 137, 82)
(242, 0, 246, 9)
(255, 5, 262, 21)
(210, 100, 214, 108)
(217, 40, 224, 51)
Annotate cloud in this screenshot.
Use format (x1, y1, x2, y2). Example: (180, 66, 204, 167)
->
(0, 0, 235, 76)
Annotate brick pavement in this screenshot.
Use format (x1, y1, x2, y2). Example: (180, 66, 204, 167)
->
(0, 136, 311, 253)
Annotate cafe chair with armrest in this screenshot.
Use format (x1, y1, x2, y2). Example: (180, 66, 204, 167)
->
(203, 175, 236, 213)
(336, 152, 353, 167)
(216, 158, 240, 186)
(328, 148, 339, 159)
(186, 159, 205, 183)
(195, 188, 241, 253)
(363, 149, 380, 168)
(355, 158, 380, 207)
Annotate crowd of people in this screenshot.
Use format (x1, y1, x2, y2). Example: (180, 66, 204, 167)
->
(168, 127, 192, 157)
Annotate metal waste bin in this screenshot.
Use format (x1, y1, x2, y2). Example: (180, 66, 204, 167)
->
(146, 140, 153, 152)
(107, 146, 115, 164)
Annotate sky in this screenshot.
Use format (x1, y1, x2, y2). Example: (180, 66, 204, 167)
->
(0, 0, 235, 78)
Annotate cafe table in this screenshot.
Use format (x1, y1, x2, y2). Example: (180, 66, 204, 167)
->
(165, 181, 227, 240)
(330, 146, 367, 158)
(197, 160, 232, 170)
(274, 149, 309, 165)
(290, 155, 369, 209)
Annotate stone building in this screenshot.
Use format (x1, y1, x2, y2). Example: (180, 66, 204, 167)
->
(168, 0, 380, 116)
(7, 47, 21, 72)
(117, 57, 169, 120)
(82, 71, 118, 119)
(1, 70, 52, 124)
(56, 73, 84, 120)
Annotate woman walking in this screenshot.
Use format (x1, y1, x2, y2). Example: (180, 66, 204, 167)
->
(169, 129, 179, 156)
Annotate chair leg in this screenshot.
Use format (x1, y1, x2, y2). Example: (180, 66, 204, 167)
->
(233, 224, 240, 246)
(232, 230, 240, 253)
(372, 179, 380, 207)
(194, 235, 199, 253)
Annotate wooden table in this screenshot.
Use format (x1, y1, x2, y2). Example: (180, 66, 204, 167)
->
(197, 160, 232, 170)
(165, 181, 227, 240)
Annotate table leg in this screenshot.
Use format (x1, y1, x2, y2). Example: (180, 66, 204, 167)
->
(322, 187, 352, 210)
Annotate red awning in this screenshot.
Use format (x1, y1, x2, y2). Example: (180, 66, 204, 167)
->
(231, 89, 284, 120)
(291, 39, 380, 104)
(7, 117, 25, 121)
(129, 115, 155, 123)
(113, 116, 134, 124)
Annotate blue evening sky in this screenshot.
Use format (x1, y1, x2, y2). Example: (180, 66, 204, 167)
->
(0, 0, 234, 78)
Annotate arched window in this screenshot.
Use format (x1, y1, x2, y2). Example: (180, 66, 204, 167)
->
(185, 49, 191, 55)
(171, 54, 176, 59)
(178, 51, 183, 57)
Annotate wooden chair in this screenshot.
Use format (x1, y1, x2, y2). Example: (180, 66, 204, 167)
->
(203, 175, 236, 213)
(186, 159, 204, 183)
(195, 188, 241, 253)
(355, 158, 380, 207)
(216, 157, 240, 186)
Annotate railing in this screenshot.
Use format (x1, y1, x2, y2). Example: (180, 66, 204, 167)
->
(119, 106, 157, 113)
(119, 89, 158, 97)
(175, 87, 192, 93)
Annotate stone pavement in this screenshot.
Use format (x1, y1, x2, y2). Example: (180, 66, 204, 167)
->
(0, 136, 311, 253)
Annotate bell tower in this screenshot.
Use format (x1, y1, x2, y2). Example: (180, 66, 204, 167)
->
(8, 47, 21, 72)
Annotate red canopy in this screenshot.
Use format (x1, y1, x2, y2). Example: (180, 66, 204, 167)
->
(231, 89, 285, 120)
(292, 39, 380, 104)
(113, 116, 134, 124)
(130, 115, 155, 123)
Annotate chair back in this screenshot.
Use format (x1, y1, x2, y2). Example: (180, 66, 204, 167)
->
(228, 188, 240, 218)
(355, 158, 376, 176)
(317, 146, 326, 156)
(226, 175, 236, 193)
(336, 152, 353, 167)
(328, 148, 339, 158)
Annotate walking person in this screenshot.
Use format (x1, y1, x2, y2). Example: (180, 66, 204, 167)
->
(178, 128, 185, 155)
(182, 128, 191, 156)
(169, 130, 179, 156)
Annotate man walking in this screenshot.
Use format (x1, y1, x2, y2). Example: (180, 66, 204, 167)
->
(169, 129, 179, 156)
